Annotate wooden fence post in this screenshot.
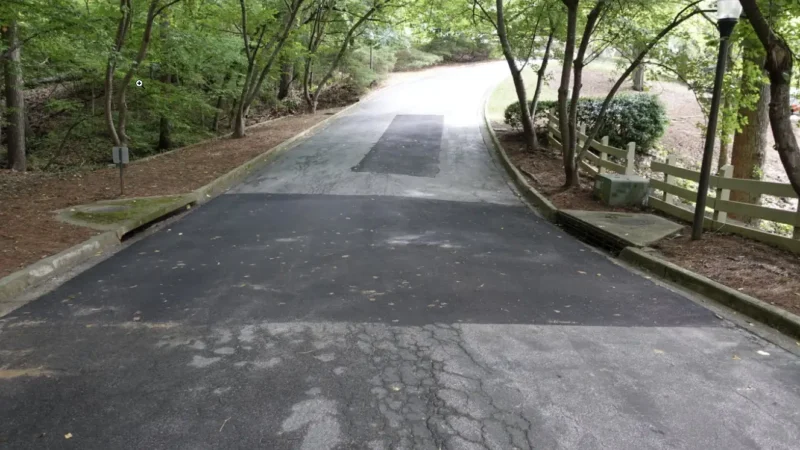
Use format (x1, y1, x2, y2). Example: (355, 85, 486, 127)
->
(663, 155, 678, 204)
(713, 164, 732, 224)
(793, 201, 800, 240)
(599, 136, 609, 174)
(625, 142, 636, 175)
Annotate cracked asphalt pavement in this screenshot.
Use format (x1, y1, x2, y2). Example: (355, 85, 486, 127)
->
(2, 62, 800, 449)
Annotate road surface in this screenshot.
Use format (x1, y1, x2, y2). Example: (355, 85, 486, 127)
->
(1, 62, 799, 449)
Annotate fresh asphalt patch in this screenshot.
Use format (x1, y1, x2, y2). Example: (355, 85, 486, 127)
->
(352, 115, 443, 177)
(2, 194, 717, 328)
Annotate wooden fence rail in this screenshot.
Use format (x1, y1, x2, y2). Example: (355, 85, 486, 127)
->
(546, 112, 636, 177)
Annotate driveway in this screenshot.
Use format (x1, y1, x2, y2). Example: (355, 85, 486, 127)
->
(1, 62, 799, 449)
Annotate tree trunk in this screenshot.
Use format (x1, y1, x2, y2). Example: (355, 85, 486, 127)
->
(530, 29, 555, 134)
(117, 1, 159, 146)
(564, 1, 604, 188)
(278, 62, 294, 100)
(558, 1, 578, 186)
(496, 0, 535, 151)
(2, 20, 26, 171)
(157, 19, 172, 150)
(740, 0, 800, 197)
(632, 64, 645, 91)
(730, 42, 769, 222)
(233, 104, 247, 138)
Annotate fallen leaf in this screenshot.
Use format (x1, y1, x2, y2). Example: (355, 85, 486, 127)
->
(653, 349, 664, 354)
(578, 271, 587, 275)
(732, 355, 741, 360)
(64, 433, 73, 439)
(756, 350, 770, 356)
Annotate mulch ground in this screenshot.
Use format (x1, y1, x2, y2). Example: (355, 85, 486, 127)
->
(496, 125, 800, 317)
(0, 109, 340, 278)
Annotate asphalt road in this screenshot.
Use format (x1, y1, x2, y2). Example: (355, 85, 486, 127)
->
(2, 62, 799, 450)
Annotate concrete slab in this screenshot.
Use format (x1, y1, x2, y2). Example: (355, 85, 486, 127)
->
(560, 210, 683, 248)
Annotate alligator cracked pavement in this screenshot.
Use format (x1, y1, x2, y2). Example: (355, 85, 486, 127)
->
(2, 62, 800, 449)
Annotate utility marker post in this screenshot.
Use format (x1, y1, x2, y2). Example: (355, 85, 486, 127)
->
(112, 146, 129, 196)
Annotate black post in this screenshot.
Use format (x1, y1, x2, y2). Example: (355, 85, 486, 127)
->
(691, 19, 737, 240)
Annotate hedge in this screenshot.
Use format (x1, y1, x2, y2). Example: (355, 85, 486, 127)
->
(504, 94, 668, 153)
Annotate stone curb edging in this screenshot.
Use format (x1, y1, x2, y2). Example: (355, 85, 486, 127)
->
(0, 100, 362, 306)
(619, 247, 800, 340)
(481, 90, 558, 221)
(482, 81, 800, 341)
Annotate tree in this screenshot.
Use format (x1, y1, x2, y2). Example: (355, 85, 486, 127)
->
(739, 0, 800, 197)
(105, 0, 181, 147)
(474, 0, 551, 151)
(2, 19, 26, 171)
(573, 1, 708, 183)
(302, 0, 393, 113)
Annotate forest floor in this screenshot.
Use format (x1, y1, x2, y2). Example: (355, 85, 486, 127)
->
(0, 110, 340, 279)
(496, 128, 800, 318)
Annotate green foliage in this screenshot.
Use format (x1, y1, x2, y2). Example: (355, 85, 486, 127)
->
(504, 95, 667, 153)
(423, 34, 496, 62)
(576, 95, 668, 152)
(393, 48, 442, 71)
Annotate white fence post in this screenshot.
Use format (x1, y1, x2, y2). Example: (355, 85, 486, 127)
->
(578, 123, 586, 150)
(793, 201, 800, 240)
(663, 155, 678, 204)
(625, 142, 636, 175)
(713, 164, 732, 224)
(599, 136, 609, 174)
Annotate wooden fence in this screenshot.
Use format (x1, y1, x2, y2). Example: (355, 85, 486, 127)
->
(546, 112, 636, 176)
(546, 113, 800, 254)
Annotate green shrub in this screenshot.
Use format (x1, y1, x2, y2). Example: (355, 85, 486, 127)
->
(576, 94, 667, 152)
(394, 48, 442, 71)
(503, 95, 667, 153)
(503, 99, 557, 131)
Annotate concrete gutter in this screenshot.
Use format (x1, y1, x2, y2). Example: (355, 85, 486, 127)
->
(620, 247, 800, 340)
(481, 82, 800, 341)
(481, 88, 558, 221)
(0, 101, 362, 306)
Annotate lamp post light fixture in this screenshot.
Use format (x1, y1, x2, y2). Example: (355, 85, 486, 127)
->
(691, 0, 743, 240)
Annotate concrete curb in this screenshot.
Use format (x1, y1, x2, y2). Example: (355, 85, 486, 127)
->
(0, 232, 119, 303)
(620, 247, 800, 340)
(482, 81, 800, 341)
(481, 93, 558, 221)
(0, 101, 362, 306)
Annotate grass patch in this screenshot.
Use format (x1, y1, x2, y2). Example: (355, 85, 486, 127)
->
(67, 196, 186, 226)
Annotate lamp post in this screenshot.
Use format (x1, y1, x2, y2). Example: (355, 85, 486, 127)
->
(691, 0, 742, 240)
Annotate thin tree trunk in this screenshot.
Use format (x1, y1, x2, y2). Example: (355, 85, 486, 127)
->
(278, 62, 294, 100)
(104, 0, 131, 147)
(731, 41, 769, 222)
(117, 0, 160, 145)
(530, 29, 555, 131)
(212, 71, 233, 132)
(496, 0, 535, 150)
(558, 0, 578, 185)
(565, 1, 605, 188)
(157, 18, 172, 150)
(2, 19, 26, 171)
(632, 64, 645, 91)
